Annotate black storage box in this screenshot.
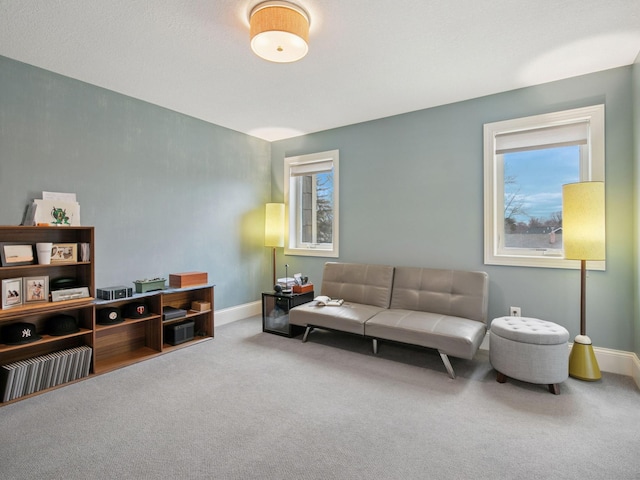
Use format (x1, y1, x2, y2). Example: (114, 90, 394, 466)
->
(163, 306, 187, 322)
(164, 320, 194, 346)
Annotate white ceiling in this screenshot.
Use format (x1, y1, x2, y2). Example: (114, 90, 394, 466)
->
(1, 1, 640, 141)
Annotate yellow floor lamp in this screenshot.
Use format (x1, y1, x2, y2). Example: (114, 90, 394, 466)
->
(562, 181, 605, 381)
(265, 203, 285, 288)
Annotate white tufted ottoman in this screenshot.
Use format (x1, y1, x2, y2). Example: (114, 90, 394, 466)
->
(489, 316, 569, 394)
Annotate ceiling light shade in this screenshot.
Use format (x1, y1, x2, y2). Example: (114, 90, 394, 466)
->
(250, 1, 309, 63)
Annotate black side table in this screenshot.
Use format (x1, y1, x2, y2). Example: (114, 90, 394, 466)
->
(262, 291, 314, 337)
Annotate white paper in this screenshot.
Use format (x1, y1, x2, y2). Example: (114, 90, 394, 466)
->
(42, 192, 77, 202)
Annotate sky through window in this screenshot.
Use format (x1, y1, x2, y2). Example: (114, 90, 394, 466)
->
(504, 145, 580, 223)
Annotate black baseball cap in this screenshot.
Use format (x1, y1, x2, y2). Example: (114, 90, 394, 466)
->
(1, 322, 42, 345)
(46, 314, 79, 336)
(97, 306, 123, 325)
(123, 301, 151, 319)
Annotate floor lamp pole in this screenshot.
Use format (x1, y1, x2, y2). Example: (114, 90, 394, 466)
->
(271, 247, 277, 287)
(569, 259, 601, 381)
(579, 259, 586, 336)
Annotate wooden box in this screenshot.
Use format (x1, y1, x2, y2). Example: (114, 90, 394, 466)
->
(191, 300, 211, 312)
(292, 283, 313, 294)
(169, 271, 208, 288)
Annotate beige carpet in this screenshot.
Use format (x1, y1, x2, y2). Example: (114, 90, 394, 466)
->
(1, 316, 638, 479)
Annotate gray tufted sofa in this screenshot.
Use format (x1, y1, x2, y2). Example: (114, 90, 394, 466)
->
(289, 262, 489, 378)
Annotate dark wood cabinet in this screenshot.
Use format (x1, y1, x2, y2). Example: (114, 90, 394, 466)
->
(262, 291, 314, 337)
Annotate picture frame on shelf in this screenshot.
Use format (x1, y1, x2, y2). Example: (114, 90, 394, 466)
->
(2, 277, 23, 309)
(0, 243, 35, 267)
(50, 243, 77, 264)
(23, 276, 49, 304)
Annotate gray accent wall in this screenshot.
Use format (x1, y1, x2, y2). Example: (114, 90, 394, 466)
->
(0, 56, 272, 309)
(272, 66, 636, 353)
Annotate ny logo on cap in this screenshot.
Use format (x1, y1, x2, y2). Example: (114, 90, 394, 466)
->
(22, 328, 32, 338)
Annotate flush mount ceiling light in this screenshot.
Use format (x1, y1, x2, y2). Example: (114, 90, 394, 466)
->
(250, 1, 310, 63)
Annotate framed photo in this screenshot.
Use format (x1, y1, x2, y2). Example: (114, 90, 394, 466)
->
(23, 276, 49, 304)
(0, 243, 35, 267)
(50, 243, 78, 264)
(2, 278, 23, 309)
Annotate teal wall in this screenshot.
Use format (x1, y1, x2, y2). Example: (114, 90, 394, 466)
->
(1, 55, 637, 353)
(272, 66, 636, 352)
(0, 56, 272, 309)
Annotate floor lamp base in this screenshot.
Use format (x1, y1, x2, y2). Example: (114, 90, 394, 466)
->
(568, 335, 601, 381)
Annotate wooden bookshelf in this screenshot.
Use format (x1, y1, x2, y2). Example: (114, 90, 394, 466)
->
(0, 226, 214, 405)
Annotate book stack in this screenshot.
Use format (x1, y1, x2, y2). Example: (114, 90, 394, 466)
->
(0, 346, 92, 402)
(276, 277, 296, 289)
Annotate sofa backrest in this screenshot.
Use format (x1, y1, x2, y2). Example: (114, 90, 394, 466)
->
(390, 267, 489, 323)
(321, 262, 395, 308)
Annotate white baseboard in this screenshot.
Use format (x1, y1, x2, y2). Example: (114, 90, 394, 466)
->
(481, 332, 639, 389)
(215, 300, 261, 327)
(598, 345, 640, 390)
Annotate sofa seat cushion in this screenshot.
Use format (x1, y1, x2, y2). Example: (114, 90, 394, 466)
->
(290, 303, 386, 336)
(364, 309, 487, 359)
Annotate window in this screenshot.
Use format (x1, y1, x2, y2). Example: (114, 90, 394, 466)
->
(483, 105, 605, 269)
(284, 150, 339, 257)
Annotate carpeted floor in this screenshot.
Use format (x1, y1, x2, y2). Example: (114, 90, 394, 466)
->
(1, 315, 638, 480)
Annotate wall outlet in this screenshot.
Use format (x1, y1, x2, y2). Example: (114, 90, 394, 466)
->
(510, 306, 521, 317)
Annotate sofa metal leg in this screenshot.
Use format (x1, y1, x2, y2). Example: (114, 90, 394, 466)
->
(372, 338, 378, 354)
(438, 351, 456, 379)
(302, 326, 312, 343)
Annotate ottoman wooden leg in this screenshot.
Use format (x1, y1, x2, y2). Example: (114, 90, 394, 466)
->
(496, 371, 507, 383)
(548, 383, 561, 395)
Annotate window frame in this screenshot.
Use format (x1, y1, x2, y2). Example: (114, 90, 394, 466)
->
(284, 149, 339, 258)
(483, 105, 605, 269)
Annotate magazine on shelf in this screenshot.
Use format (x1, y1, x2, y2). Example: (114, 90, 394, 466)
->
(1, 364, 18, 402)
(311, 295, 344, 307)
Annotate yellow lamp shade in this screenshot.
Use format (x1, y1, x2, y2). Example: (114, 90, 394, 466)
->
(250, 1, 309, 63)
(265, 203, 285, 247)
(562, 182, 605, 261)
